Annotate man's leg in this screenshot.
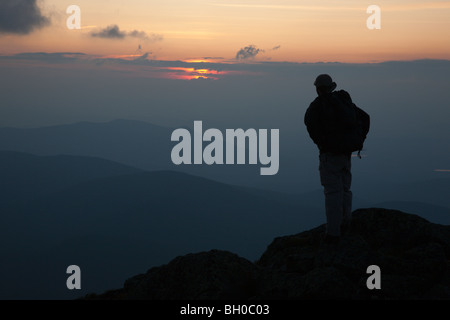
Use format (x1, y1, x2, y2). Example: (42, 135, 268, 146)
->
(342, 154, 353, 233)
(319, 153, 344, 237)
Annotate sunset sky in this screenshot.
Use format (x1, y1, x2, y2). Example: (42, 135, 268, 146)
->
(1, 0, 449, 63)
(0, 0, 449, 133)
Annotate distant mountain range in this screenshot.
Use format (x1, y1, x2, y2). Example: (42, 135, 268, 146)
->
(0, 119, 173, 172)
(0, 151, 323, 299)
(0, 119, 304, 192)
(0, 150, 142, 204)
(1, 118, 448, 200)
(0, 119, 448, 299)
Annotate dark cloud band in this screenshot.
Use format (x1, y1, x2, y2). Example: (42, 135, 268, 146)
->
(91, 24, 163, 41)
(0, 0, 50, 34)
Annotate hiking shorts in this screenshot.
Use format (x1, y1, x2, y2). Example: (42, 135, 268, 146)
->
(319, 153, 352, 236)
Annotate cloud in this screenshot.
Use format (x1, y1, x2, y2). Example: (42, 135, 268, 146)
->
(128, 30, 148, 39)
(272, 45, 281, 51)
(128, 30, 163, 42)
(1, 52, 87, 63)
(0, 0, 50, 34)
(91, 24, 163, 41)
(91, 25, 126, 39)
(235, 45, 264, 60)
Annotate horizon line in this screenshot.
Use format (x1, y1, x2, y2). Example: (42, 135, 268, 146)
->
(1, 51, 450, 65)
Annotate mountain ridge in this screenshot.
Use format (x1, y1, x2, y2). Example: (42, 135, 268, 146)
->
(84, 208, 450, 300)
(0, 150, 143, 204)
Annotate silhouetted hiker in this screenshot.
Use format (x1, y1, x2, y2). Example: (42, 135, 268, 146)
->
(304, 74, 370, 244)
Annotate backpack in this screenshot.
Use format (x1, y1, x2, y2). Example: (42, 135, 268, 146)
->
(320, 90, 370, 157)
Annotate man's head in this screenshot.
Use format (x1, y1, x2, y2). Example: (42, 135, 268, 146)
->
(314, 74, 337, 96)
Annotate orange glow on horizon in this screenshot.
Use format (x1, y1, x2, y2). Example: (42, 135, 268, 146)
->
(182, 59, 212, 63)
(100, 54, 144, 60)
(164, 67, 223, 80)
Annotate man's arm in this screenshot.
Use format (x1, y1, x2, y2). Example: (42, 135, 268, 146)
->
(304, 102, 323, 148)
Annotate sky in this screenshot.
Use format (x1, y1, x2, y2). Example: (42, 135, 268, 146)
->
(0, 0, 448, 177)
(1, 0, 449, 63)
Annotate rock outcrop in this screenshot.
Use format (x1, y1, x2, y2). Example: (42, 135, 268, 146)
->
(85, 208, 450, 300)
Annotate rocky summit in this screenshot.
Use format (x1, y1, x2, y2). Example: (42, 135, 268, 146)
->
(84, 208, 450, 300)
